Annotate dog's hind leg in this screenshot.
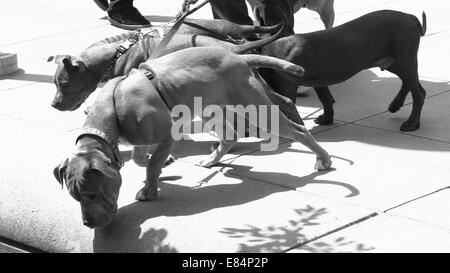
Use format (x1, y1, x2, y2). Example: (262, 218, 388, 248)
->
(390, 33, 425, 131)
(386, 63, 410, 113)
(313, 86, 335, 125)
(253, 70, 304, 125)
(233, 76, 332, 170)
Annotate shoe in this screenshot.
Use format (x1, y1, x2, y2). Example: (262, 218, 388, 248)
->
(108, 6, 151, 30)
(93, 0, 109, 11)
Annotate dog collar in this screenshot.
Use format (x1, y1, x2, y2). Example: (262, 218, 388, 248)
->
(143, 68, 170, 109)
(104, 28, 160, 81)
(76, 128, 124, 168)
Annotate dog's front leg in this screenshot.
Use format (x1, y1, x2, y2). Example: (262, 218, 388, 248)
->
(135, 138, 177, 201)
(313, 86, 335, 125)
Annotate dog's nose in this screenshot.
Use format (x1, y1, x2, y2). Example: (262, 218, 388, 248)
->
(51, 99, 64, 110)
(83, 219, 95, 229)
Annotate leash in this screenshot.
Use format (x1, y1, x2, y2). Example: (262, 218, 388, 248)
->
(181, 20, 244, 45)
(86, 1, 210, 166)
(141, 0, 212, 106)
(148, 0, 212, 60)
(104, 0, 212, 80)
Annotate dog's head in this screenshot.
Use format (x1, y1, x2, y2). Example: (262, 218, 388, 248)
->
(53, 149, 122, 228)
(48, 55, 99, 111)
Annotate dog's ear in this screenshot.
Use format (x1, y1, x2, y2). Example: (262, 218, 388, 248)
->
(47, 56, 55, 62)
(53, 158, 69, 189)
(89, 155, 118, 178)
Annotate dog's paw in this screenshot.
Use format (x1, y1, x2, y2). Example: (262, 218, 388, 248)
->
(315, 156, 332, 171)
(314, 114, 333, 125)
(400, 121, 420, 132)
(135, 187, 157, 201)
(196, 157, 217, 168)
(388, 102, 403, 113)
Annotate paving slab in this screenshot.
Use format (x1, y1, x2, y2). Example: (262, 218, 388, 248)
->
(290, 213, 450, 253)
(419, 32, 450, 80)
(93, 161, 374, 253)
(296, 70, 450, 124)
(0, 9, 105, 47)
(385, 188, 450, 230)
(356, 90, 450, 143)
(0, 242, 26, 253)
(219, 123, 450, 211)
(0, 82, 85, 132)
(0, 54, 55, 91)
(0, 116, 374, 252)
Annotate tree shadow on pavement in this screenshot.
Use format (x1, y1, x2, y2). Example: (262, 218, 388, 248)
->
(221, 206, 375, 253)
(92, 162, 358, 252)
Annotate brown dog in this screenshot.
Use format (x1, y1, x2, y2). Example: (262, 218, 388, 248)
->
(54, 47, 332, 228)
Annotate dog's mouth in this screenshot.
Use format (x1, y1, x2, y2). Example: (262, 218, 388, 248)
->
(83, 213, 112, 229)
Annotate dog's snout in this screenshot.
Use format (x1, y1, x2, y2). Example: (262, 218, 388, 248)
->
(83, 219, 95, 229)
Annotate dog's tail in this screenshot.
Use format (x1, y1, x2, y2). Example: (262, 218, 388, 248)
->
(418, 11, 427, 36)
(241, 54, 304, 78)
(239, 22, 282, 36)
(231, 22, 284, 54)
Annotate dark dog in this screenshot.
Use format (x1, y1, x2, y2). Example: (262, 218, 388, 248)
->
(261, 10, 427, 131)
(54, 47, 332, 228)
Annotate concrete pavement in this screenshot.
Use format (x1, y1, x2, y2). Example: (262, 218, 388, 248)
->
(0, 0, 450, 253)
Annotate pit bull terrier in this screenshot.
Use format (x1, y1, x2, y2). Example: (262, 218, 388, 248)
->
(48, 22, 283, 112)
(260, 10, 427, 131)
(53, 47, 332, 228)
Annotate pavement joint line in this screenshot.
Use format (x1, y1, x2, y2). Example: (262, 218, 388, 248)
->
(0, 113, 71, 133)
(383, 186, 450, 213)
(0, 235, 46, 253)
(351, 122, 450, 145)
(314, 88, 450, 142)
(0, 24, 109, 48)
(418, 75, 450, 83)
(0, 82, 40, 92)
(0, 2, 62, 16)
(281, 212, 380, 253)
(331, 0, 403, 16)
(424, 28, 450, 38)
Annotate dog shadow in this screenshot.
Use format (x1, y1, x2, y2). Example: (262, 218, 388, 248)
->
(92, 160, 357, 252)
(296, 69, 450, 151)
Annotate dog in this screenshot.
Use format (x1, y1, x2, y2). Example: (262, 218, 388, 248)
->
(247, 0, 335, 30)
(49, 23, 307, 168)
(260, 10, 427, 131)
(53, 47, 332, 228)
(48, 22, 284, 112)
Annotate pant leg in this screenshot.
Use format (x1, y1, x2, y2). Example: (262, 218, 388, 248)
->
(108, 0, 133, 11)
(259, 0, 294, 35)
(210, 0, 253, 25)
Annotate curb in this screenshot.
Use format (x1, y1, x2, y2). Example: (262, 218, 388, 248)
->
(0, 52, 18, 76)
